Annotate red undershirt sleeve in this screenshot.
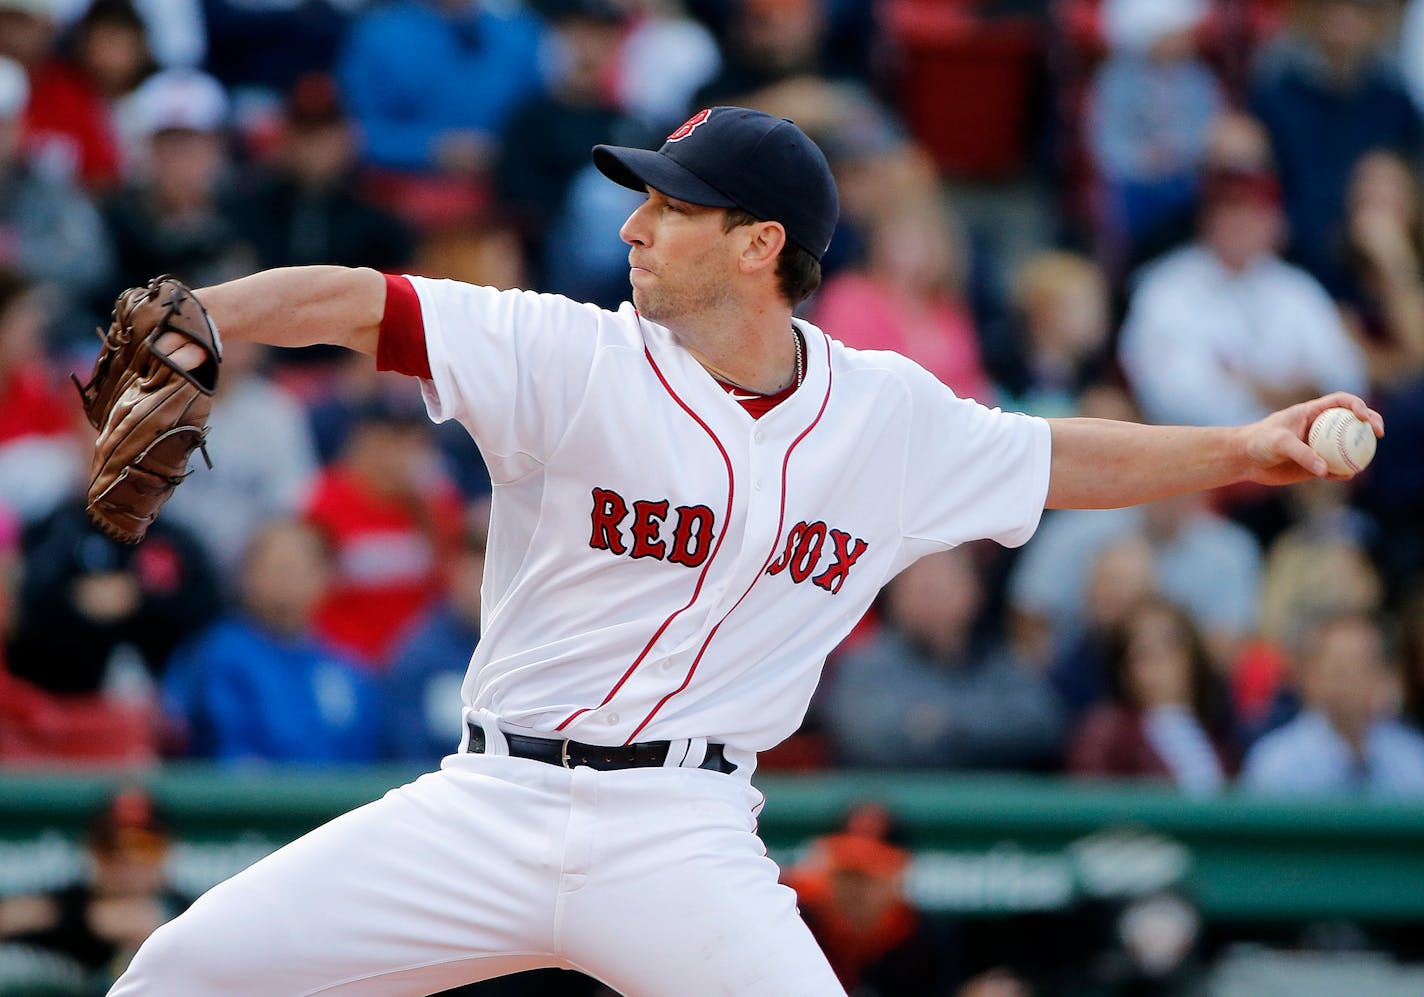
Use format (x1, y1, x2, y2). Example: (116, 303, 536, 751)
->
(375, 273, 432, 380)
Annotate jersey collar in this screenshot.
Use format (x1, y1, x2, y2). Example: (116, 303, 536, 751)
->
(638, 313, 830, 432)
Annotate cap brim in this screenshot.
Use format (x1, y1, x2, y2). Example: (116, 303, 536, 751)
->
(592, 145, 737, 208)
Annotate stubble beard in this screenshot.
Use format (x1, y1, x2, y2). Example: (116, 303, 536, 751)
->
(631, 265, 733, 330)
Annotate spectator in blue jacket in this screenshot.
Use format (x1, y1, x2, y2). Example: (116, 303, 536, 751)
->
(337, 0, 544, 177)
(1087, 0, 1225, 263)
(381, 515, 485, 762)
(1250, 0, 1422, 295)
(1243, 611, 1424, 797)
(162, 520, 377, 764)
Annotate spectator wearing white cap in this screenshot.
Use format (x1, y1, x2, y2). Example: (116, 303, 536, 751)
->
(0, 268, 85, 524)
(1087, 0, 1225, 267)
(102, 68, 255, 288)
(112, 64, 227, 170)
(0, 54, 114, 351)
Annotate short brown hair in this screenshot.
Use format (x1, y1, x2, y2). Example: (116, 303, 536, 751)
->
(722, 208, 822, 307)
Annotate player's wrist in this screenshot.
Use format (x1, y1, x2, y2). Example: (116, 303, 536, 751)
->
(1227, 423, 1265, 483)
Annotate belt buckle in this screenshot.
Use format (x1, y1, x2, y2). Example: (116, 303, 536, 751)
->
(560, 739, 573, 769)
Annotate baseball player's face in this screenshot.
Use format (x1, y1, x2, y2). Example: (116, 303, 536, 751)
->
(620, 188, 741, 325)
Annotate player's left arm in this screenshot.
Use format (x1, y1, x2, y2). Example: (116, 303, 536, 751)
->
(1044, 392, 1384, 510)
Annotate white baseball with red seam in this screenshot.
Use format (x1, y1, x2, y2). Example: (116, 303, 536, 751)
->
(1308, 407, 1376, 475)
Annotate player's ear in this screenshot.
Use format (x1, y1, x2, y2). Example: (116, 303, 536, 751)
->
(738, 222, 786, 276)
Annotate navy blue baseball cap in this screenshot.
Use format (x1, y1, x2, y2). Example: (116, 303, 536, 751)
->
(593, 106, 839, 261)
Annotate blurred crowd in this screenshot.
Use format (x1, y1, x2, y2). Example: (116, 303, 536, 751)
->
(1, 0, 1424, 991)
(0, 0, 1421, 794)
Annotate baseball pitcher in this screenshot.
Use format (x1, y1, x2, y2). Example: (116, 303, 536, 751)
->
(97, 108, 1381, 996)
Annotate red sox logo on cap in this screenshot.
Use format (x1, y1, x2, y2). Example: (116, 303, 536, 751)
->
(666, 109, 711, 143)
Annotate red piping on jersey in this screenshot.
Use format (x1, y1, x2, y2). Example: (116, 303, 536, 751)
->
(554, 345, 735, 731)
(624, 333, 834, 743)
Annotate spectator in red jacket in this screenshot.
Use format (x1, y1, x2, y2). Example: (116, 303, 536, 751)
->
(1069, 597, 1237, 794)
(0, 269, 82, 524)
(304, 393, 463, 668)
(0, 56, 116, 351)
(3, 0, 124, 188)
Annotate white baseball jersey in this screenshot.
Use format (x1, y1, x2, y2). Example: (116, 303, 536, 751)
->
(397, 275, 1052, 764)
(114, 276, 1053, 997)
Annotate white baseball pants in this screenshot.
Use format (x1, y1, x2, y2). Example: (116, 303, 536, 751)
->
(109, 728, 846, 996)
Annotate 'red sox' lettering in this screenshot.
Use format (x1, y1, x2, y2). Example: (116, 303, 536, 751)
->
(590, 490, 866, 591)
(589, 487, 715, 568)
(766, 521, 869, 594)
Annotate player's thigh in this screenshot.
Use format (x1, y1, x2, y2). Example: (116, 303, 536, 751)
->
(562, 772, 846, 997)
(112, 759, 570, 995)
(567, 830, 843, 996)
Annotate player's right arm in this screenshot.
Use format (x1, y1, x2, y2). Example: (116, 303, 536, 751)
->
(161, 266, 387, 362)
(1043, 391, 1383, 509)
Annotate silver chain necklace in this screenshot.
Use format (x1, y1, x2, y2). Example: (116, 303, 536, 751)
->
(712, 330, 803, 395)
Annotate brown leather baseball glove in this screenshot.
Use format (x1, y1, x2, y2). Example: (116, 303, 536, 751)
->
(74, 276, 222, 544)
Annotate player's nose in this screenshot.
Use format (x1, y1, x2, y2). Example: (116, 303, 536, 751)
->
(619, 200, 651, 247)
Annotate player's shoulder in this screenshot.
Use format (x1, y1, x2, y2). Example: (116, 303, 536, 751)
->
(408, 277, 644, 343)
(407, 276, 602, 315)
(812, 320, 926, 378)
(812, 320, 959, 398)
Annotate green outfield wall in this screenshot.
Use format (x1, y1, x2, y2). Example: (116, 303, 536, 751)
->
(3, 768, 1423, 923)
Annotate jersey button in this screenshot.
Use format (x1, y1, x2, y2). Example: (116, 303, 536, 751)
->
(754, 479, 763, 491)
(606, 713, 620, 725)
(754, 430, 766, 443)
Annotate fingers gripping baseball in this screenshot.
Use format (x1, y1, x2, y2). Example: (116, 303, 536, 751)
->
(1245, 393, 1384, 486)
(1295, 391, 1384, 438)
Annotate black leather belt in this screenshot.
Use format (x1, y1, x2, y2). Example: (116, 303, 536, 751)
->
(466, 722, 737, 775)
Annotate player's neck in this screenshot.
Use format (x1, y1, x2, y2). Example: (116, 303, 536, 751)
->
(670, 300, 799, 394)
